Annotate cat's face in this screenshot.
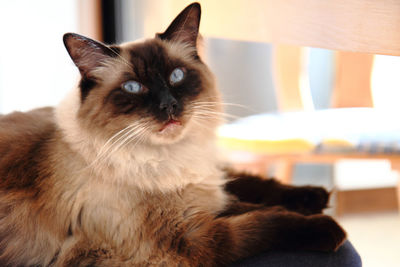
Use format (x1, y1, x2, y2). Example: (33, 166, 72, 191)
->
(63, 3, 221, 146)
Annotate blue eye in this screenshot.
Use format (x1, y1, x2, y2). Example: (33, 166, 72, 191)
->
(169, 67, 185, 85)
(122, 81, 143, 94)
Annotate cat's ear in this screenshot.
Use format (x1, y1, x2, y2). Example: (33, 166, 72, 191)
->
(156, 2, 201, 47)
(63, 33, 114, 76)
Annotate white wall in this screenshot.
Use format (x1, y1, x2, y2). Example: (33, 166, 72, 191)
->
(0, 0, 79, 113)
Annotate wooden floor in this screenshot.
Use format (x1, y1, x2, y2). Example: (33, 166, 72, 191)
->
(338, 212, 400, 267)
(336, 187, 398, 216)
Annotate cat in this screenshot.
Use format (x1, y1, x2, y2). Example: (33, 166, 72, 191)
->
(0, 2, 346, 267)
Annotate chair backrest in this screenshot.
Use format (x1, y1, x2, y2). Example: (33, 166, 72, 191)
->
(141, 0, 400, 112)
(145, 0, 400, 56)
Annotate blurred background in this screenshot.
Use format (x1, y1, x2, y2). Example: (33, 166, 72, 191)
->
(1, 0, 399, 266)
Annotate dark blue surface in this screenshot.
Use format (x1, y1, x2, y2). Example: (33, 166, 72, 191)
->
(231, 241, 362, 267)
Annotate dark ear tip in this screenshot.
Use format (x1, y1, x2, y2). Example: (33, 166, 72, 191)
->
(63, 33, 72, 42)
(63, 32, 79, 40)
(63, 32, 80, 47)
(190, 2, 201, 9)
(188, 2, 201, 14)
(63, 33, 74, 50)
(63, 33, 90, 44)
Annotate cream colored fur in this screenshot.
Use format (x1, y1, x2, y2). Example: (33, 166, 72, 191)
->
(0, 29, 228, 265)
(46, 39, 227, 265)
(56, 63, 225, 193)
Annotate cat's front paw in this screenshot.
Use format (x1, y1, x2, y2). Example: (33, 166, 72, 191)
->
(305, 215, 347, 252)
(283, 186, 330, 215)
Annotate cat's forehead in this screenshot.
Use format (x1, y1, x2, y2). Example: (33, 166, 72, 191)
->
(89, 38, 200, 90)
(119, 38, 197, 68)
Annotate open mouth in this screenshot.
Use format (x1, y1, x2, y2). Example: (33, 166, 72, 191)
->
(159, 119, 182, 133)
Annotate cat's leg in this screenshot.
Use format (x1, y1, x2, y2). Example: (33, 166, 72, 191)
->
(176, 208, 346, 266)
(53, 210, 346, 267)
(217, 200, 286, 217)
(224, 170, 330, 215)
(54, 237, 100, 267)
(216, 200, 265, 217)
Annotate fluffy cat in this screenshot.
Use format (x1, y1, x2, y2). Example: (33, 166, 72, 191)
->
(0, 3, 346, 266)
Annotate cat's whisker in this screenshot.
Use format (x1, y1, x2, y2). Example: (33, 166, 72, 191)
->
(91, 125, 142, 163)
(190, 115, 227, 127)
(97, 123, 143, 157)
(98, 127, 136, 159)
(110, 128, 146, 157)
(191, 109, 240, 120)
(104, 46, 134, 70)
(100, 122, 146, 156)
(190, 114, 226, 123)
(190, 111, 228, 121)
(103, 133, 143, 163)
(194, 99, 254, 111)
(104, 122, 151, 161)
(78, 122, 148, 173)
(104, 131, 147, 166)
(191, 102, 248, 112)
(125, 129, 149, 152)
(190, 116, 222, 132)
(186, 103, 219, 110)
(191, 104, 239, 114)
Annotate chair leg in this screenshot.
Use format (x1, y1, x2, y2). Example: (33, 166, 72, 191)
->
(397, 180, 400, 212)
(389, 160, 400, 212)
(274, 160, 294, 184)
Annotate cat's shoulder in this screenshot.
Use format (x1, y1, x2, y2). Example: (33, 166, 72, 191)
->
(0, 107, 55, 132)
(0, 107, 56, 147)
(0, 107, 57, 190)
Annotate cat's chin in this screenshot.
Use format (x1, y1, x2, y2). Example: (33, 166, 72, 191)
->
(159, 119, 182, 134)
(150, 119, 186, 145)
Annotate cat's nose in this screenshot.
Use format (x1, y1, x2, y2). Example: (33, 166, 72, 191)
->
(159, 95, 178, 116)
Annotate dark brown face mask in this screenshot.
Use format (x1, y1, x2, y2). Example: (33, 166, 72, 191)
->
(63, 2, 204, 126)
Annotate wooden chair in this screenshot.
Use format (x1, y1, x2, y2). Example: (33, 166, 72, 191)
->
(140, 0, 400, 212)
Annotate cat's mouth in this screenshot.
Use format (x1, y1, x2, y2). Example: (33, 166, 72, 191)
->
(158, 119, 182, 133)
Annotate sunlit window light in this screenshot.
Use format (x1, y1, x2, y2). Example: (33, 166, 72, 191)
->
(371, 55, 400, 110)
(299, 48, 315, 111)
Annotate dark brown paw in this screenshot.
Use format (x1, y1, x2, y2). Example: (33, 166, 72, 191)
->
(282, 186, 330, 215)
(305, 215, 347, 252)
